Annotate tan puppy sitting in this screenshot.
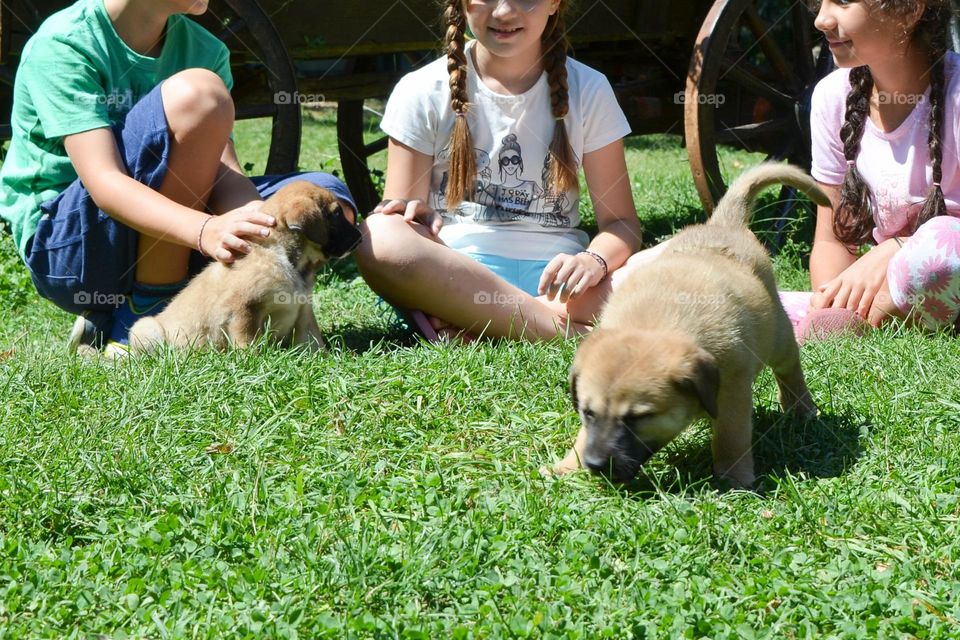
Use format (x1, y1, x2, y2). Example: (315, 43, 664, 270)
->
(129, 181, 361, 353)
(553, 164, 825, 488)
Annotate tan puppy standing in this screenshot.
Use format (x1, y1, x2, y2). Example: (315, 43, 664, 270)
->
(129, 181, 361, 353)
(553, 164, 825, 488)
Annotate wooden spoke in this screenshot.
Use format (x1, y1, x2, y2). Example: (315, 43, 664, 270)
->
(714, 117, 792, 145)
(720, 58, 795, 106)
(792, 4, 817, 85)
(212, 0, 300, 174)
(742, 4, 799, 92)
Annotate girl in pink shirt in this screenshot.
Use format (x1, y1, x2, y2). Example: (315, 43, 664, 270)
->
(784, 0, 959, 338)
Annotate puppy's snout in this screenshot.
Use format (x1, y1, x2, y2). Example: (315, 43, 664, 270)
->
(583, 427, 661, 483)
(584, 454, 614, 475)
(327, 217, 363, 258)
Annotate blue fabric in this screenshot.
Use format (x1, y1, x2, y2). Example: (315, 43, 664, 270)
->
(463, 252, 550, 297)
(249, 172, 357, 217)
(24, 81, 355, 316)
(105, 279, 184, 345)
(27, 83, 169, 314)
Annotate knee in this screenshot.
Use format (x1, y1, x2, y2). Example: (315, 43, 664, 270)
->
(893, 216, 960, 275)
(914, 215, 960, 240)
(354, 213, 419, 277)
(161, 68, 234, 135)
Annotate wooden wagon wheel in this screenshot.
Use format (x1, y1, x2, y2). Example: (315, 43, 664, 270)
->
(337, 50, 435, 212)
(208, 0, 301, 174)
(338, 92, 387, 216)
(685, 0, 831, 214)
(334, 53, 431, 216)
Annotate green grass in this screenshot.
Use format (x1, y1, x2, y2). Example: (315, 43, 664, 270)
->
(2, 110, 959, 638)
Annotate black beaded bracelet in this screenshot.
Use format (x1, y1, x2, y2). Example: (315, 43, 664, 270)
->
(579, 250, 608, 278)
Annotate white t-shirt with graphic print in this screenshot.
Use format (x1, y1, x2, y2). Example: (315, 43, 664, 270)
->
(380, 41, 631, 261)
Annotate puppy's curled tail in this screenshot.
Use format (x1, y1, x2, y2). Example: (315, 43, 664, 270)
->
(708, 163, 830, 228)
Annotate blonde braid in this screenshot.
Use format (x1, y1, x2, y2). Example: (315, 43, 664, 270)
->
(444, 0, 476, 209)
(542, 9, 578, 194)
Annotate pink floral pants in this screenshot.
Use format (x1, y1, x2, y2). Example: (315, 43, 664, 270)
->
(780, 216, 960, 331)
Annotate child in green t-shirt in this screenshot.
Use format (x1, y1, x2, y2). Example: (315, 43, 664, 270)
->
(0, 0, 356, 356)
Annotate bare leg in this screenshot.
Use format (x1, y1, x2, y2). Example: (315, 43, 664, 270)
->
(134, 69, 234, 286)
(356, 213, 587, 340)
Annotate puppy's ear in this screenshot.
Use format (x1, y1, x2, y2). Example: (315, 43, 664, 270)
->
(568, 369, 579, 411)
(676, 349, 719, 418)
(290, 199, 331, 246)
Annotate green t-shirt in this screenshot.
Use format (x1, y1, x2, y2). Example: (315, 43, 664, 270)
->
(0, 0, 233, 257)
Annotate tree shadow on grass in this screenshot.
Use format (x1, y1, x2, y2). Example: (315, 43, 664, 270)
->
(617, 406, 865, 497)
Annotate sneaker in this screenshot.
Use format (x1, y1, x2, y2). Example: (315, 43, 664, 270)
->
(103, 340, 130, 360)
(108, 296, 171, 349)
(66, 310, 113, 355)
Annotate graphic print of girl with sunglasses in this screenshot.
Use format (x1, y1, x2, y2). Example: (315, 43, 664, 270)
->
(476, 134, 544, 221)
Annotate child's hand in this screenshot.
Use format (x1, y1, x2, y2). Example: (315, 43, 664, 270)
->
(810, 239, 900, 318)
(374, 198, 443, 236)
(539, 252, 605, 303)
(200, 201, 276, 264)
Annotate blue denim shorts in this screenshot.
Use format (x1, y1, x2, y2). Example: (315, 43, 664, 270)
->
(25, 83, 355, 316)
(463, 252, 550, 297)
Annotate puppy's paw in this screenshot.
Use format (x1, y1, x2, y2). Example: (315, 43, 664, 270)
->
(301, 334, 326, 352)
(543, 452, 583, 478)
(787, 392, 819, 420)
(714, 465, 755, 490)
(796, 399, 819, 421)
(128, 317, 166, 354)
(539, 463, 576, 478)
(778, 387, 819, 421)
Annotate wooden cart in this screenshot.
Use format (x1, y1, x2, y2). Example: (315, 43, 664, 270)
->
(1, 0, 836, 216)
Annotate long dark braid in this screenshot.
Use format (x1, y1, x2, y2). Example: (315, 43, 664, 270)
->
(915, 2, 949, 229)
(834, 65, 875, 246)
(541, 7, 579, 194)
(444, 0, 476, 209)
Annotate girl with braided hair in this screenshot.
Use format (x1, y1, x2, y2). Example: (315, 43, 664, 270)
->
(356, 0, 641, 340)
(785, 0, 959, 339)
